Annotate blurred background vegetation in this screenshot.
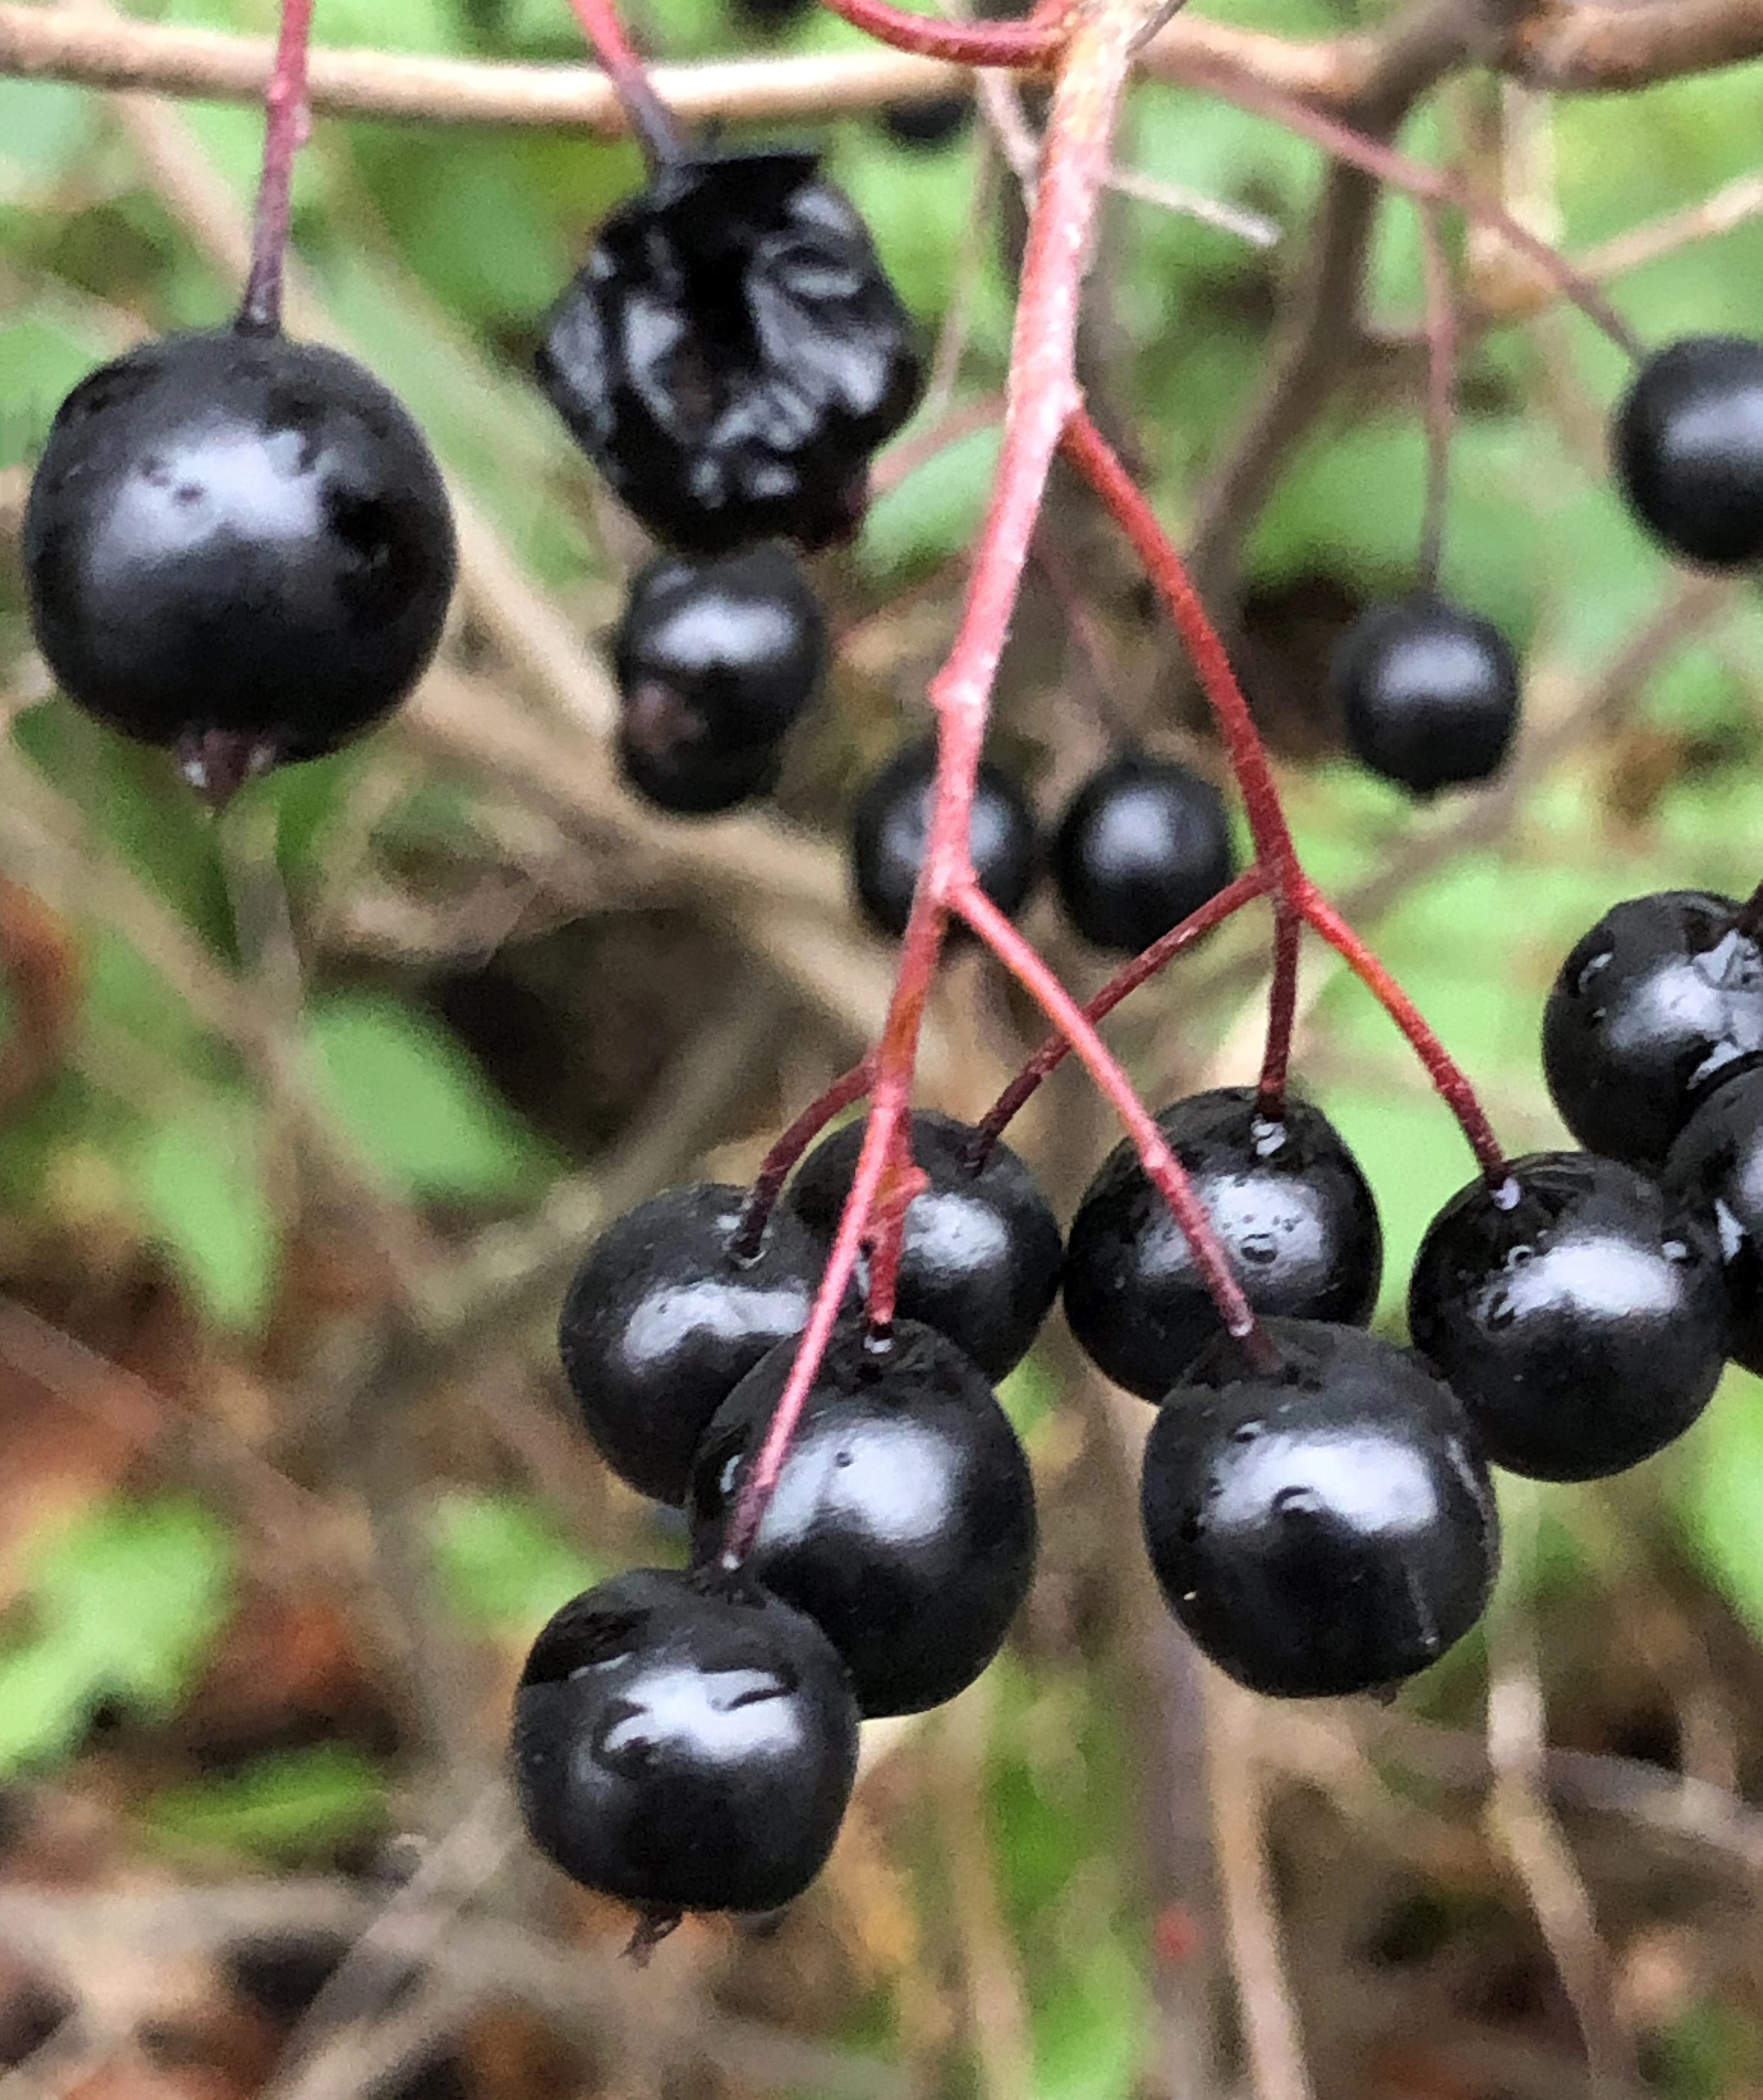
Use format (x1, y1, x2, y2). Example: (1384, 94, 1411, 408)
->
(5, 0, 1763, 2094)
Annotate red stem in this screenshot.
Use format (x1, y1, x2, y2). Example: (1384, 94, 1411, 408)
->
(237, 0, 314, 334)
(1416, 199, 1456, 591)
(970, 865, 1269, 1156)
(732, 1057, 874, 1259)
(1258, 897, 1300, 1112)
(1302, 889, 1507, 1184)
(720, 4, 1137, 1568)
(957, 882, 1276, 1369)
(1190, 59, 1644, 363)
(817, 0, 1063, 67)
(562, 0, 684, 164)
(1061, 411, 1302, 890)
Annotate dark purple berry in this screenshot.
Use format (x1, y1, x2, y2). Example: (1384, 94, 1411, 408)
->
(536, 149, 924, 556)
(1051, 752, 1237, 955)
(785, 1109, 1062, 1380)
(22, 328, 456, 794)
(1407, 1150, 1728, 1482)
(1663, 1067, 1763, 1375)
(556, 1183, 826, 1505)
(1329, 595, 1519, 798)
(850, 737, 1039, 940)
(512, 1568, 858, 1914)
(1541, 890, 1763, 1174)
(686, 1319, 1035, 1716)
(1614, 335, 1763, 568)
(1140, 1320, 1498, 1698)
(612, 545, 826, 815)
(880, 95, 972, 149)
(1063, 1088, 1382, 1402)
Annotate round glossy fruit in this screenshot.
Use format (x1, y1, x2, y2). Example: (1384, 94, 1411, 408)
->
(880, 95, 972, 149)
(1408, 1150, 1728, 1482)
(785, 1110, 1062, 1380)
(1664, 1067, 1763, 1375)
(612, 544, 825, 815)
(1140, 1320, 1498, 1698)
(23, 327, 456, 790)
(512, 1568, 858, 1914)
(1329, 595, 1520, 798)
(556, 1184, 826, 1505)
(536, 149, 923, 555)
(1541, 890, 1763, 1174)
(850, 737, 1039, 940)
(615, 546, 826, 748)
(687, 1319, 1035, 1716)
(1051, 753, 1237, 955)
(1063, 1089, 1383, 1401)
(1614, 335, 1763, 568)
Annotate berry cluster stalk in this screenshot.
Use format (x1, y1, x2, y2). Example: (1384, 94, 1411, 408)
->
(237, 0, 315, 334)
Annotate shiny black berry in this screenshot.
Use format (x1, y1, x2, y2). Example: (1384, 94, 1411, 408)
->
(512, 1568, 858, 1914)
(1051, 753, 1237, 955)
(1408, 1151, 1728, 1482)
(785, 1110, 1062, 1380)
(1542, 890, 1763, 1174)
(880, 96, 972, 149)
(536, 149, 924, 555)
(850, 737, 1039, 940)
(1140, 1320, 1498, 1698)
(612, 545, 826, 815)
(1664, 1067, 1763, 1376)
(1614, 335, 1763, 568)
(1329, 595, 1519, 797)
(556, 1183, 826, 1505)
(687, 1319, 1035, 1716)
(22, 328, 456, 796)
(1064, 1089, 1383, 1402)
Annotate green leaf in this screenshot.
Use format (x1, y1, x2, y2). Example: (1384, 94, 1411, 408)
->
(0, 1495, 234, 1776)
(143, 1744, 388, 1860)
(429, 1489, 601, 1632)
(130, 1098, 277, 1331)
(304, 989, 556, 1201)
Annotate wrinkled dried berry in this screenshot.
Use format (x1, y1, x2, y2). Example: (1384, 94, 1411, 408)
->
(537, 149, 924, 554)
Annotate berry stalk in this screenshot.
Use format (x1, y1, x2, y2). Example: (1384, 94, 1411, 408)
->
(721, 0, 1141, 1567)
(956, 881, 1277, 1366)
(732, 1056, 875, 1258)
(814, 0, 1063, 68)
(970, 864, 1269, 1156)
(1416, 199, 1456, 592)
(237, 0, 315, 334)
(561, 0, 684, 164)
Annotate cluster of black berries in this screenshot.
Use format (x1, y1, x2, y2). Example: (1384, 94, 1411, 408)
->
(849, 738, 1239, 953)
(19, 324, 457, 799)
(536, 143, 925, 816)
(512, 1112, 1061, 1921)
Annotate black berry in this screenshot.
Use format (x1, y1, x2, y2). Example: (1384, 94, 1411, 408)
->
(556, 1183, 826, 1505)
(612, 544, 826, 814)
(536, 149, 923, 555)
(1051, 752, 1237, 955)
(22, 328, 456, 793)
(1063, 1088, 1383, 1401)
(1139, 1320, 1498, 1698)
(1614, 335, 1763, 568)
(512, 1568, 858, 1914)
(1329, 595, 1520, 798)
(786, 1109, 1063, 1380)
(687, 1319, 1035, 1717)
(850, 736, 1040, 940)
(880, 96, 972, 149)
(1408, 1150, 1728, 1482)
(1663, 1066, 1763, 1376)
(1541, 890, 1763, 1174)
